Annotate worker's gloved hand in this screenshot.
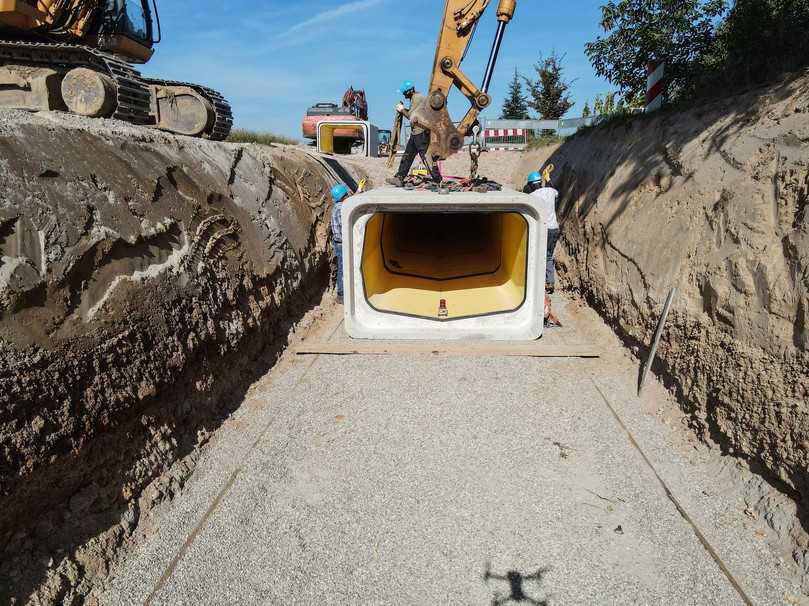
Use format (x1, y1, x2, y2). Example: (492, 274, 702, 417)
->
(395, 102, 406, 114)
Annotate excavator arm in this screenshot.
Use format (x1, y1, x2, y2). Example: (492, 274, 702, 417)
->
(1, 1, 102, 38)
(409, 0, 516, 161)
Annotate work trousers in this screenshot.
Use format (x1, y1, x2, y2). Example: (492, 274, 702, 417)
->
(396, 131, 442, 182)
(334, 240, 344, 298)
(546, 228, 560, 287)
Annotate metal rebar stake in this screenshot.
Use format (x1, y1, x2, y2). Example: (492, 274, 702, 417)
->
(638, 287, 677, 396)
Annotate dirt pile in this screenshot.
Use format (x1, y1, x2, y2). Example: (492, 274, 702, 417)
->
(0, 109, 360, 604)
(523, 73, 809, 579)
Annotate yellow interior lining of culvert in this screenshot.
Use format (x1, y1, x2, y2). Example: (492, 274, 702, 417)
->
(361, 212, 529, 320)
(318, 123, 365, 154)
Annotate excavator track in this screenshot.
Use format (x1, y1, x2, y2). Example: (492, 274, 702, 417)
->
(142, 77, 233, 141)
(0, 40, 232, 140)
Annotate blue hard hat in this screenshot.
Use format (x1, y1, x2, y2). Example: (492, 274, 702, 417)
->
(527, 171, 542, 183)
(399, 80, 415, 95)
(331, 183, 350, 203)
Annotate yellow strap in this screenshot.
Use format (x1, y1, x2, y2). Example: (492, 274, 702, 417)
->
(542, 163, 555, 185)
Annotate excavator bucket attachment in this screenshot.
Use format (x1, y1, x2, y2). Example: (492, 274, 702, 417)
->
(341, 189, 547, 340)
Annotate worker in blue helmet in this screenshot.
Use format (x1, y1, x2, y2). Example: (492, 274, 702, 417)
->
(330, 183, 351, 304)
(525, 168, 561, 294)
(385, 80, 442, 187)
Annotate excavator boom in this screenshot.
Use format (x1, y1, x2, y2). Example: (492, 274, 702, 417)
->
(410, 0, 516, 161)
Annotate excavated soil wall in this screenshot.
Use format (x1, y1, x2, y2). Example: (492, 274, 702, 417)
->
(520, 73, 809, 573)
(0, 110, 359, 605)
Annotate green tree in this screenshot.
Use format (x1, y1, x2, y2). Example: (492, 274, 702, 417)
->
(581, 101, 592, 118)
(712, 0, 809, 86)
(593, 92, 617, 115)
(627, 93, 646, 110)
(523, 52, 575, 119)
(500, 68, 531, 120)
(606, 92, 616, 113)
(584, 0, 727, 101)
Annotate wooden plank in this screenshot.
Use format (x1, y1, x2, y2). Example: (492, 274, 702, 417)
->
(293, 341, 601, 358)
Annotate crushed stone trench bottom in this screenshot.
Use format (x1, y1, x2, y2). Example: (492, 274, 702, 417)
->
(99, 296, 794, 605)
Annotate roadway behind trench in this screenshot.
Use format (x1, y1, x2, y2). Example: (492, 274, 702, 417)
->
(98, 292, 807, 605)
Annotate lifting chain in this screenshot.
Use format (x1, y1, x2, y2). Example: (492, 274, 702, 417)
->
(469, 123, 482, 181)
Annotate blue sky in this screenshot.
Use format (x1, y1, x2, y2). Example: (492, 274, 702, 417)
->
(142, 1, 612, 139)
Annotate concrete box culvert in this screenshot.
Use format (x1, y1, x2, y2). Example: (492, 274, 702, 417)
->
(342, 188, 547, 340)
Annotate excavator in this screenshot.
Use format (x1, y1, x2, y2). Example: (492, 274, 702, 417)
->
(396, 0, 517, 165)
(0, 0, 232, 140)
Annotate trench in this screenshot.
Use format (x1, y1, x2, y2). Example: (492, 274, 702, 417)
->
(4, 68, 809, 602)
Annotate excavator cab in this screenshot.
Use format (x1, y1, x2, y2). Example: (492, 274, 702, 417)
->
(0, 0, 159, 63)
(93, 0, 160, 63)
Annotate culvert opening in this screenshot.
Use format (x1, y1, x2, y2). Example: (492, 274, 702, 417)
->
(360, 211, 528, 320)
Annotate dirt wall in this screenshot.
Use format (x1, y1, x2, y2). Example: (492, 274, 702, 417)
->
(0, 110, 358, 604)
(520, 73, 809, 572)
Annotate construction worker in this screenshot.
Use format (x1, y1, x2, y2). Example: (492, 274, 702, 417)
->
(526, 170, 560, 293)
(330, 183, 351, 304)
(386, 80, 442, 187)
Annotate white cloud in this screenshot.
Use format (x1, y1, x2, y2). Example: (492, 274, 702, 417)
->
(283, 0, 386, 36)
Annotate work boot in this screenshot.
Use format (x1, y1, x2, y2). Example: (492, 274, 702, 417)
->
(385, 176, 404, 187)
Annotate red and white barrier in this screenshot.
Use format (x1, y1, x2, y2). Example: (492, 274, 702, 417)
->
(482, 128, 528, 151)
(646, 60, 666, 112)
(484, 128, 525, 138)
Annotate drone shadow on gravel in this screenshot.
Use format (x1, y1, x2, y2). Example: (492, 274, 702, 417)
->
(483, 562, 551, 606)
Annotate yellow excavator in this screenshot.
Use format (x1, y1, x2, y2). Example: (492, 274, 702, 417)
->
(407, 0, 517, 163)
(0, 0, 232, 139)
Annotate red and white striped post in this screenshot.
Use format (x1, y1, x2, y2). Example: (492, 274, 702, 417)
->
(645, 60, 666, 112)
